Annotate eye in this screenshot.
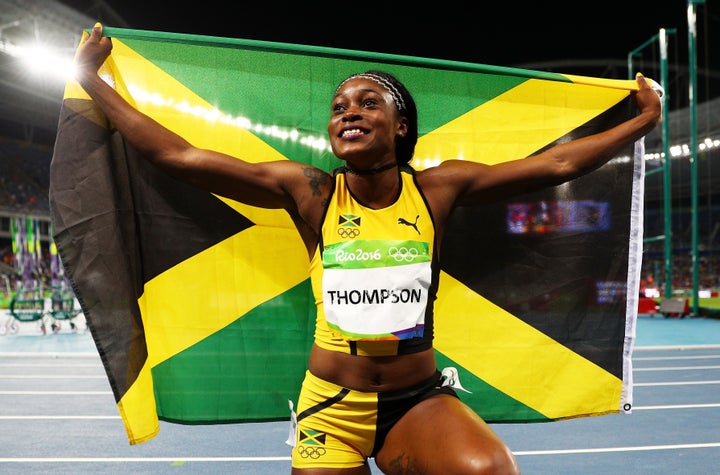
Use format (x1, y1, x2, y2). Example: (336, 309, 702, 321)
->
(362, 98, 379, 108)
(332, 102, 346, 114)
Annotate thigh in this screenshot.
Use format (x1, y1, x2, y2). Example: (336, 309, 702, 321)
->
(375, 395, 520, 475)
(291, 372, 376, 472)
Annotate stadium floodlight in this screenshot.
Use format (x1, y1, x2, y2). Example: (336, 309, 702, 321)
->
(0, 39, 75, 83)
(19, 43, 76, 82)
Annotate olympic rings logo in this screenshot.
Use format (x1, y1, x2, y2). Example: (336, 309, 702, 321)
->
(338, 227, 360, 238)
(388, 246, 418, 262)
(298, 446, 327, 459)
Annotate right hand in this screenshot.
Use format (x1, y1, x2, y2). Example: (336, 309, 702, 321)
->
(633, 73, 662, 128)
(73, 23, 113, 82)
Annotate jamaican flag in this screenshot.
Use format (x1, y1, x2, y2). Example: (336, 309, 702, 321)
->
(49, 27, 644, 445)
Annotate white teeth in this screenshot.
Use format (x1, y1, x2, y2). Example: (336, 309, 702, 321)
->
(342, 128, 363, 137)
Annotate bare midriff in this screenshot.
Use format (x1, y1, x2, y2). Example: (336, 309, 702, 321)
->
(307, 344, 438, 392)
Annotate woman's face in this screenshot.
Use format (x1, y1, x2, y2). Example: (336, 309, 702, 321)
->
(328, 77, 407, 164)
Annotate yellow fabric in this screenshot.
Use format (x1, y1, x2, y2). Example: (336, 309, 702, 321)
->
(292, 371, 377, 469)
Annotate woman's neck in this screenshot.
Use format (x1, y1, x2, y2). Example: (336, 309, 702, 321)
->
(343, 161, 397, 176)
(344, 164, 401, 209)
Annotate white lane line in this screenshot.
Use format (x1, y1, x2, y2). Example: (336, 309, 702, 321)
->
(0, 352, 99, 358)
(514, 442, 720, 456)
(633, 403, 720, 410)
(3, 444, 719, 462)
(0, 456, 291, 462)
(634, 365, 720, 371)
(634, 355, 720, 361)
(0, 374, 107, 378)
(0, 415, 120, 419)
(634, 380, 720, 386)
(1, 363, 102, 367)
(635, 345, 720, 351)
(0, 390, 112, 395)
(2, 402, 719, 420)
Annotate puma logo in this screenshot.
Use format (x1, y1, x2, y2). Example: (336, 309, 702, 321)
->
(398, 215, 420, 235)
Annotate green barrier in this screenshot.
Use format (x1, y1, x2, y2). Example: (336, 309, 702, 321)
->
(9, 288, 45, 323)
(2, 284, 83, 335)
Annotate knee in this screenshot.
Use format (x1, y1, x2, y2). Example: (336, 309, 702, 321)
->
(452, 444, 520, 475)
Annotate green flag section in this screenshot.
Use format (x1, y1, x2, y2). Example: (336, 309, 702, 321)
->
(49, 27, 644, 445)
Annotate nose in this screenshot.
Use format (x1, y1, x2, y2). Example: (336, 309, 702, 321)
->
(342, 108, 361, 121)
(342, 101, 364, 116)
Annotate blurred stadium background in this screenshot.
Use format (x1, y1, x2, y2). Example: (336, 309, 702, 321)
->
(1, 0, 719, 325)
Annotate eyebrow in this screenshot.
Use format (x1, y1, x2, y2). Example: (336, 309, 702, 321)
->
(333, 87, 387, 101)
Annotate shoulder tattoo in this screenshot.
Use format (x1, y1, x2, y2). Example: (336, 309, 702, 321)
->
(302, 167, 330, 197)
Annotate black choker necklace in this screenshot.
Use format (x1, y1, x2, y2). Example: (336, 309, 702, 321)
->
(343, 162, 397, 175)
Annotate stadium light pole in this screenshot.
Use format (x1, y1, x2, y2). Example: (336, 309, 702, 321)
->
(628, 28, 675, 299)
(658, 28, 673, 300)
(688, 0, 704, 316)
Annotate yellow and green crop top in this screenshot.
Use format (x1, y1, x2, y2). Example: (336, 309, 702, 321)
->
(309, 165, 439, 356)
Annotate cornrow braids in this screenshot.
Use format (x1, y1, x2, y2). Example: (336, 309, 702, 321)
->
(336, 73, 406, 112)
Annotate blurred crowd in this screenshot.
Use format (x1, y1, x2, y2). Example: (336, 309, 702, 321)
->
(641, 250, 720, 295)
(0, 139, 51, 215)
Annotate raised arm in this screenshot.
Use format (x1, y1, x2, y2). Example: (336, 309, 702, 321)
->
(419, 73, 662, 214)
(72, 23, 315, 211)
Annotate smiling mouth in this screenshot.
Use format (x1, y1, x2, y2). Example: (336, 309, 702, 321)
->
(341, 128, 365, 138)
